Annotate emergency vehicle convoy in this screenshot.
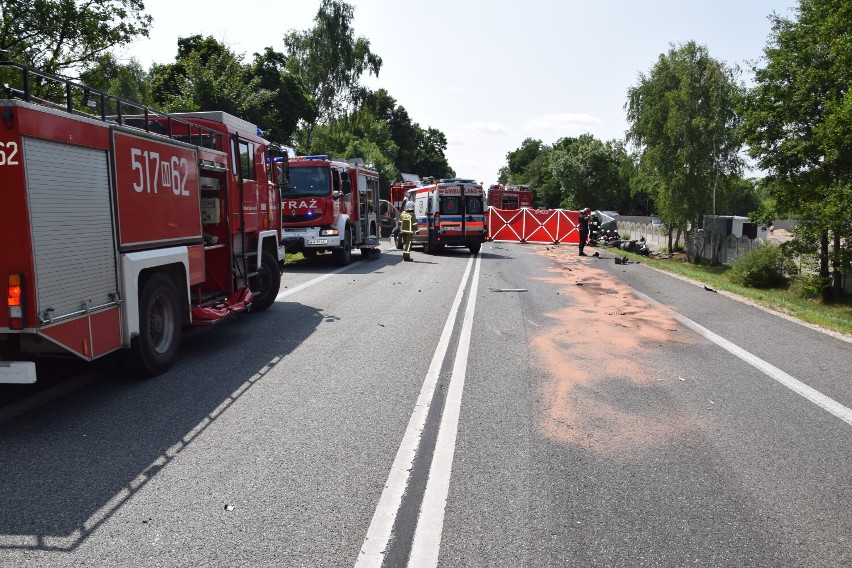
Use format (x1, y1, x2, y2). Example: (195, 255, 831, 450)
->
(403, 179, 486, 254)
(0, 63, 286, 384)
(280, 155, 381, 264)
(487, 184, 533, 209)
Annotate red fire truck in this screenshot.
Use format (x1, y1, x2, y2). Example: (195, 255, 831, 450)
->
(280, 155, 381, 264)
(404, 179, 486, 254)
(0, 63, 285, 383)
(487, 184, 533, 209)
(390, 180, 417, 212)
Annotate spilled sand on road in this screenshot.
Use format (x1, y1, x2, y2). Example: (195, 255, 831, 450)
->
(532, 247, 700, 457)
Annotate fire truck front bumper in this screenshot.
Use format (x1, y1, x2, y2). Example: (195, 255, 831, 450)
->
(280, 234, 305, 253)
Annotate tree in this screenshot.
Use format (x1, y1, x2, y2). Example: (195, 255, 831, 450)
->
(283, 0, 382, 151)
(0, 0, 151, 75)
(626, 41, 744, 255)
(740, 0, 852, 299)
(307, 88, 454, 196)
(79, 53, 153, 105)
(161, 40, 268, 119)
(503, 138, 562, 208)
(550, 134, 624, 210)
(150, 35, 236, 108)
(247, 47, 316, 145)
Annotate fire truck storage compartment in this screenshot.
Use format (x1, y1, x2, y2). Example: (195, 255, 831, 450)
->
(23, 137, 120, 323)
(200, 198, 221, 224)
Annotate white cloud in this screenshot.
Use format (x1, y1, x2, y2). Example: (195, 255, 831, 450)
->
(523, 113, 603, 133)
(465, 122, 511, 134)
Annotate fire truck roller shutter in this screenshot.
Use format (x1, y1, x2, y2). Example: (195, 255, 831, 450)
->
(24, 138, 120, 323)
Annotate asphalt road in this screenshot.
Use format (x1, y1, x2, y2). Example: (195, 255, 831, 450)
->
(1, 240, 851, 567)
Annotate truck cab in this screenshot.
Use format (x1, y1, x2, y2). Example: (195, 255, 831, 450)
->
(280, 156, 380, 265)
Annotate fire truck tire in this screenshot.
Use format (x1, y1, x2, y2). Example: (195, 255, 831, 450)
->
(128, 272, 182, 376)
(333, 228, 353, 265)
(249, 251, 282, 312)
(468, 243, 482, 254)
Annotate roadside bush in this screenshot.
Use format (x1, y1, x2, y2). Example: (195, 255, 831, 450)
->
(728, 245, 788, 288)
(789, 274, 831, 299)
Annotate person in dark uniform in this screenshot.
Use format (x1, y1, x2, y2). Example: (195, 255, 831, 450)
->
(578, 207, 591, 256)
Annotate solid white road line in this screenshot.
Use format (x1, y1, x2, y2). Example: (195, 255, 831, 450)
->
(409, 254, 483, 568)
(633, 290, 852, 427)
(355, 256, 476, 568)
(275, 264, 356, 300)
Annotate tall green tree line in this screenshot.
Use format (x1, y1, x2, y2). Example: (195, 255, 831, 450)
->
(741, 0, 852, 300)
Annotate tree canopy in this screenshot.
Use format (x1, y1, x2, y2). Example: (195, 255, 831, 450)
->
(0, 0, 151, 75)
(741, 0, 852, 298)
(626, 41, 744, 251)
(283, 0, 382, 151)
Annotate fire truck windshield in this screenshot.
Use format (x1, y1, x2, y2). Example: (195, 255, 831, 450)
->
(283, 166, 331, 197)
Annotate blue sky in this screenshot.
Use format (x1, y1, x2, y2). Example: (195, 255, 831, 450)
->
(123, 0, 796, 185)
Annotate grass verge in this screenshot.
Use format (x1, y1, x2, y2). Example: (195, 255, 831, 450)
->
(610, 248, 852, 337)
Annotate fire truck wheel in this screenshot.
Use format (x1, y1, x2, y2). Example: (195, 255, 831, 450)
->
(129, 272, 182, 376)
(468, 243, 482, 254)
(332, 228, 353, 265)
(249, 251, 281, 312)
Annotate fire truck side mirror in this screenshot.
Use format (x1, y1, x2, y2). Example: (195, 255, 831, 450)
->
(342, 178, 352, 195)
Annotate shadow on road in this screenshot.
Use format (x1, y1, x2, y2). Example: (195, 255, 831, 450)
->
(0, 301, 323, 552)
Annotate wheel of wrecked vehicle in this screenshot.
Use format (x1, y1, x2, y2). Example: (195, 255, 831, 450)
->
(332, 227, 352, 265)
(249, 250, 281, 312)
(394, 232, 403, 250)
(468, 242, 481, 254)
(127, 272, 182, 376)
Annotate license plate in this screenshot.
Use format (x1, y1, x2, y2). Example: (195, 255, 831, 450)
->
(307, 239, 328, 245)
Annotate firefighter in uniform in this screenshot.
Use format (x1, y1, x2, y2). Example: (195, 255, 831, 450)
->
(399, 201, 418, 261)
(578, 207, 591, 256)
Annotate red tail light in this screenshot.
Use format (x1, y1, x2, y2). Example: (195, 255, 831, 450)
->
(7, 273, 23, 330)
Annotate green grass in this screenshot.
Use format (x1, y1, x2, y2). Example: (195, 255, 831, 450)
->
(614, 249, 852, 336)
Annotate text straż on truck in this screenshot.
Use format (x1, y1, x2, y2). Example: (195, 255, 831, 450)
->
(279, 155, 381, 265)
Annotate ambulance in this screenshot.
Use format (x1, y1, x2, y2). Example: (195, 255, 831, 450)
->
(404, 179, 486, 254)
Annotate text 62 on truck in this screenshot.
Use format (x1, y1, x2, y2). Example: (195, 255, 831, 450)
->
(280, 155, 381, 265)
(0, 63, 287, 384)
(404, 179, 486, 254)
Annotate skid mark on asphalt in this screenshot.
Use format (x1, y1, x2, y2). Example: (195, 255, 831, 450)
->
(533, 249, 699, 457)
